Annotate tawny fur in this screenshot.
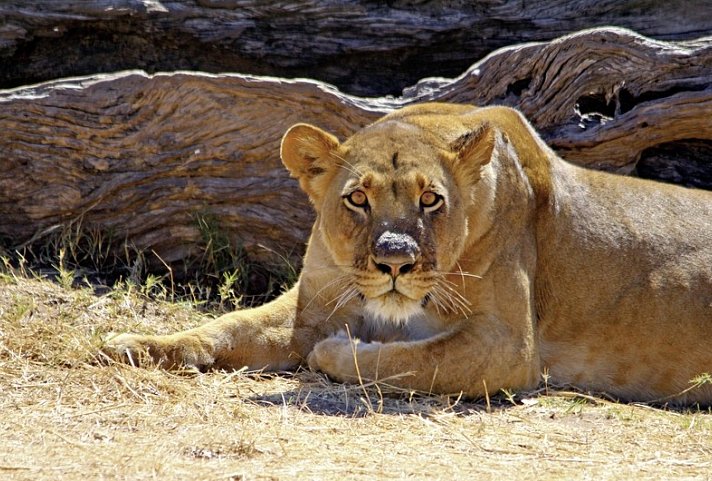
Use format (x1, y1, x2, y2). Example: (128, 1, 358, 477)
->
(105, 103, 712, 404)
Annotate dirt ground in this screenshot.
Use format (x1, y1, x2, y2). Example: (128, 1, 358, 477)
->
(2, 273, 712, 481)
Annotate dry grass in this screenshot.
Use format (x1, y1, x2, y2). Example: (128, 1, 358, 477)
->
(2, 271, 712, 480)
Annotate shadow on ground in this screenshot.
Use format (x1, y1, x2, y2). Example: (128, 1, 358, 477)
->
(244, 370, 507, 417)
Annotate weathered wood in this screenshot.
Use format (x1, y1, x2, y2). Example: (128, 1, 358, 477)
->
(409, 28, 712, 173)
(1, 28, 711, 268)
(0, 73, 383, 265)
(1, 1, 711, 96)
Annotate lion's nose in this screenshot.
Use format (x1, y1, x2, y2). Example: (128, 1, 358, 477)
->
(372, 229, 419, 277)
(374, 260, 415, 278)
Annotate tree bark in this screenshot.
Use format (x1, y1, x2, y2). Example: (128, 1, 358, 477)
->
(1, 27, 711, 268)
(1, 1, 711, 96)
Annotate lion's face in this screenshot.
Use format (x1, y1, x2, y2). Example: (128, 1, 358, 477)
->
(281, 114, 495, 323)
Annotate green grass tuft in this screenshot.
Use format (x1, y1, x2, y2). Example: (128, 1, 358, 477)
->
(0, 214, 299, 313)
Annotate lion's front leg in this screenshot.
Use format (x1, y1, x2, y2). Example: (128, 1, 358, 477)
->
(308, 318, 540, 397)
(102, 284, 319, 372)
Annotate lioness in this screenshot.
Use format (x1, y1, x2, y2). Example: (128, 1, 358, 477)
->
(105, 103, 712, 404)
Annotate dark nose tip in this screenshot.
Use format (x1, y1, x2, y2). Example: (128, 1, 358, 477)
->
(374, 261, 415, 278)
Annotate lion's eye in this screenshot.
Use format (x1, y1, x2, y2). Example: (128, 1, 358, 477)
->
(420, 191, 443, 212)
(345, 190, 369, 209)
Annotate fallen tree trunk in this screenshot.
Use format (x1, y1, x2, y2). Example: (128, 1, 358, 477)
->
(1, 28, 711, 269)
(1, 1, 711, 96)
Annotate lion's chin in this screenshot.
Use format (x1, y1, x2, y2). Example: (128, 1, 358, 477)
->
(363, 292, 424, 325)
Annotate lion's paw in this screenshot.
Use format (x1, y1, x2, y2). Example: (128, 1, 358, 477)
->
(308, 335, 380, 382)
(101, 333, 161, 367)
(101, 333, 214, 371)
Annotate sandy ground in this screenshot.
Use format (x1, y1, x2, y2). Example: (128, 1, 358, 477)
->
(2, 274, 711, 480)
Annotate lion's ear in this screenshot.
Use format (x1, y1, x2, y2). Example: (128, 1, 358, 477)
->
(449, 122, 497, 184)
(281, 123, 342, 204)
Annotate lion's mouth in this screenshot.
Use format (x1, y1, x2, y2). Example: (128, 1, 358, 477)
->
(354, 271, 435, 323)
(363, 290, 425, 324)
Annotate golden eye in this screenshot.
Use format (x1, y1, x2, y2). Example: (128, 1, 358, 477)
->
(420, 191, 443, 211)
(346, 190, 368, 208)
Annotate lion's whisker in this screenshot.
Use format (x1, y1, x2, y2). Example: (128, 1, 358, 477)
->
(427, 292, 447, 315)
(430, 285, 455, 312)
(325, 283, 356, 307)
(337, 163, 362, 178)
(324, 284, 361, 323)
(456, 261, 467, 291)
(442, 290, 472, 316)
(438, 272, 483, 279)
(433, 289, 461, 316)
(303, 274, 351, 311)
(336, 288, 360, 311)
(432, 283, 472, 316)
(331, 152, 364, 178)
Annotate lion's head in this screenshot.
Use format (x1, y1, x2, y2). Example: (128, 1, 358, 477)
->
(280, 104, 504, 324)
